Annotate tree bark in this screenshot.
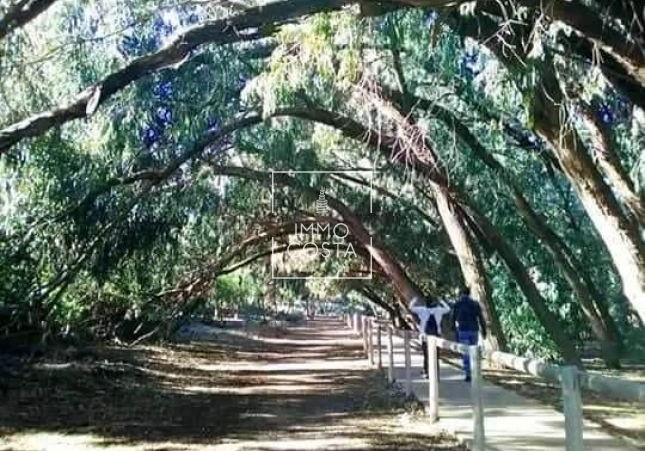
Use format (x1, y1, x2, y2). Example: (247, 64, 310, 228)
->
(0, 0, 59, 40)
(534, 60, 645, 325)
(578, 102, 645, 227)
(0, 0, 350, 153)
(434, 185, 507, 351)
(420, 98, 622, 366)
(450, 7, 645, 326)
(511, 189, 623, 366)
(277, 104, 584, 359)
(207, 165, 429, 307)
(461, 203, 582, 364)
(377, 85, 507, 351)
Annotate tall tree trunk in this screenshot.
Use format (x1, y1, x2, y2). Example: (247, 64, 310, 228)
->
(421, 100, 621, 365)
(378, 86, 507, 351)
(462, 203, 582, 364)
(280, 104, 578, 360)
(208, 165, 428, 317)
(512, 188, 623, 367)
(534, 60, 645, 325)
(434, 185, 507, 351)
(579, 102, 645, 227)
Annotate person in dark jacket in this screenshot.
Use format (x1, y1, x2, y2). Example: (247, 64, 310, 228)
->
(451, 287, 487, 381)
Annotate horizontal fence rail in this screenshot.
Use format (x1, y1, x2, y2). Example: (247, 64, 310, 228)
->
(343, 312, 645, 451)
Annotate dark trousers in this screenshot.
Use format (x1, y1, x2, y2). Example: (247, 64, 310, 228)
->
(421, 337, 440, 379)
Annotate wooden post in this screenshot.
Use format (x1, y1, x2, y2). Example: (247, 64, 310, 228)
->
(404, 329, 412, 396)
(377, 322, 382, 370)
(428, 336, 439, 422)
(561, 366, 584, 451)
(354, 313, 360, 335)
(362, 315, 368, 355)
(387, 325, 394, 383)
(469, 346, 485, 451)
(368, 319, 374, 365)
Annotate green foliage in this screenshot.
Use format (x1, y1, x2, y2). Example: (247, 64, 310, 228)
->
(0, 1, 641, 364)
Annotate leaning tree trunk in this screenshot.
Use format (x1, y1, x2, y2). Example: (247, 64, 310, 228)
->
(512, 188, 623, 367)
(209, 165, 428, 319)
(377, 86, 507, 352)
(579, 102, 645, 227)
(434, 185, 507, 351)
(461, 203, 582, 365)
(281, 104, 577, 360)
(357, 286, 404, 326)
(425, 101, 621, 366)
(534, 61, 645, 325)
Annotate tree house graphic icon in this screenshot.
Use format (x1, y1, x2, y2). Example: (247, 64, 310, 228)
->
(315, 188, 329, 216)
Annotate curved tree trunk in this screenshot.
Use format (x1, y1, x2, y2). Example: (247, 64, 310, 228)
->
(279, 103, 578, 361)
(512, 188, 623, 367)
(378, 85, 507, 352)
(461, 203, 582, 364)
(579, 102, 645, 227)
(534, 61, 645, 325)
(434, 186, 507, 351)
(357, 286, 406, 326)
(207, 165, 429, 317)
(421, 100, 622, 366)
(451, 8, 645, 326)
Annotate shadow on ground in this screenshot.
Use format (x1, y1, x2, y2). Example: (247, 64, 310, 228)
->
(0, 318, 463, 451)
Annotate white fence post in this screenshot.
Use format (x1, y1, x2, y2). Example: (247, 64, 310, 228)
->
(354, 313, 360, 336)
(377, 322, 382, 370)
(362, 316, 369, 356)
(428, 337, 439, 422)
(561, 366, 584, 451)
(368, 319, 374, 365)
(404, 329, 412, 396)
(470, 345, 485, 451)
(387, 325, 394, 383)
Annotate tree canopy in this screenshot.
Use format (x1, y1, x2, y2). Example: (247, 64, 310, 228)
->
(0, 0, 644, 366)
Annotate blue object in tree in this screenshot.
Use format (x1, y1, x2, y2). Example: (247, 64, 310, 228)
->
(152, 16, 174, 39)
(154, 81, 173, 100)
(208, 116, 222, 131)
(155, 106, 173, 128)
(424, 10, 438, 27)
(461, 51, 480, 77)
(236, 74, 247, 91)
(143, 126, 162, 148)
(187, 13, 199, 24)
(67, 8, 83, 34)
(118, 34, 142, 57)
(598, 103, 615, 125)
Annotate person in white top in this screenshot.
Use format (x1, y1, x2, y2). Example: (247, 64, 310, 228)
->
(409, 297, 452, 378)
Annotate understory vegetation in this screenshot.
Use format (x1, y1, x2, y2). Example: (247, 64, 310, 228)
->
(0, 0, 644, 368)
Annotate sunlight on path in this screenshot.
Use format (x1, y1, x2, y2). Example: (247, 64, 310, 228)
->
(1, 318, 459, 451)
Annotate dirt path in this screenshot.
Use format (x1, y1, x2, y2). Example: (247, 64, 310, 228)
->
(0, 318, 463, 451)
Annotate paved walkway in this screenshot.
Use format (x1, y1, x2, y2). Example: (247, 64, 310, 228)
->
(356, 324, 639, 451)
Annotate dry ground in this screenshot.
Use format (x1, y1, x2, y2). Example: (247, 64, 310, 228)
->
(0, 318, 463, 451)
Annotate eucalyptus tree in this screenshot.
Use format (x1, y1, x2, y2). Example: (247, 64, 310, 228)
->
(0, 0, 643, 364)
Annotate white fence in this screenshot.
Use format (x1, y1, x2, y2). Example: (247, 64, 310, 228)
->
(344, 313, 645, 451)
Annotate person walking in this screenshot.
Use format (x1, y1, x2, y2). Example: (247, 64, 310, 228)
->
(409, 297, 451, 378)
(451, 287, 487, 382)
